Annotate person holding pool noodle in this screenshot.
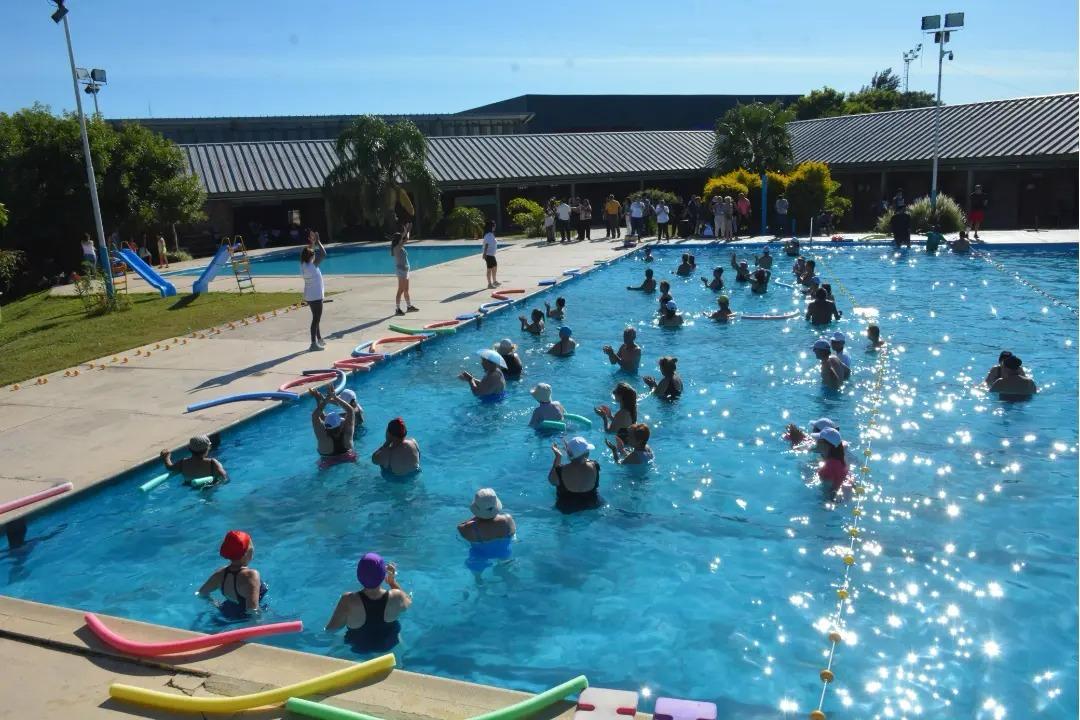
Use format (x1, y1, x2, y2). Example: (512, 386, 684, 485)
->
(309, 387, 357, 461)
(160, 435, 227, 487)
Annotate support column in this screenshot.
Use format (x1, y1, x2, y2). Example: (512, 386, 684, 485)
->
(570, 182, 576, 200)
(966, 168, 974, 200)
(879, 171, 888, 201)
(494, 185, 502, 232)
(323, 196, 335, 242)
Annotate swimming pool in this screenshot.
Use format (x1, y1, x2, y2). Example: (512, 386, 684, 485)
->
(3, 244, 1076, 717)
(171, 243, 481, 276)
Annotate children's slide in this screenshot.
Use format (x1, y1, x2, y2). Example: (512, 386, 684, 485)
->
(192, 244, 231, 295)
(117, 249, 177, 297)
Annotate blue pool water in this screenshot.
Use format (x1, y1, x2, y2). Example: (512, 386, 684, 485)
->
(172, 243, 481, 276)
(3, 245, 1077, 718)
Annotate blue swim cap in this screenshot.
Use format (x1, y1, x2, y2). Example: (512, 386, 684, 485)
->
(559, 326, 572, 338)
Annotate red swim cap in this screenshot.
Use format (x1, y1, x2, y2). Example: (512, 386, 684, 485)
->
(386, 417, 406, 438)
(219, 530, 251, 561)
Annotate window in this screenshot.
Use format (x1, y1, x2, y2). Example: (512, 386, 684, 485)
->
(287, 209, 301, 227)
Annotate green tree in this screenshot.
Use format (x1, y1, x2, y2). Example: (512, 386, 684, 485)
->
(713, 102, 794, 233)
(867, 67, 902, 92)
(0, 202, 8, 228)
(792, 87, 846, 121)
(506, 197, 544, 236)
(323, 116, 442, 237)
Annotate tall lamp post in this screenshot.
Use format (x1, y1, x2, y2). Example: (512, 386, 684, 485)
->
(921, 12, 964, 210)
(51, 0, 112, 297)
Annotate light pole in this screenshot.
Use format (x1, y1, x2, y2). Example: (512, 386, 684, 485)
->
(77, 67, 107, 116)
(921, 12, 964, 210)
(902, 44, 922, 93)
(51, 0, 112, 297)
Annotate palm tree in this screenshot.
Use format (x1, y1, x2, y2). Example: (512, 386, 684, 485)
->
(324, 116, 442, 237)
(713, 102, 794, 235)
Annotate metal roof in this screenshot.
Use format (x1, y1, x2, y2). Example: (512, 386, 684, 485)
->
(182, 141, 339, 196)
(789, 93, 1079, 167)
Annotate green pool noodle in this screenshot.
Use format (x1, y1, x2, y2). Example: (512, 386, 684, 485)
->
(285, 675, 587, 720)
(387, 324, 453, 335)
(190, 476, 215, 488)
(139, 473, 170, 492)
(563, 413, 594, 428)
(539, 420, 566, 431)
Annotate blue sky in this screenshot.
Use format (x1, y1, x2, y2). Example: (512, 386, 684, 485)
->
(2, 0, 1076, 118)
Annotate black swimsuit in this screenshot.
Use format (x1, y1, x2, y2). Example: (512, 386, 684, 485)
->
(554, 462, 602, 513)
(219, 566, 267, 619)
(344, 590, 401, 652)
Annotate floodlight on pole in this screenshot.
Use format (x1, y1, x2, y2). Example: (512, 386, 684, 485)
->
(922, 11, 964, 211)
(902, 44, 922, 93)
(77, 66, 107, 116)
(53, 0, 112, 297)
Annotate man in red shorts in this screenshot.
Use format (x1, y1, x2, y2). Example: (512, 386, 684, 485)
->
(968, 184, 987, 240)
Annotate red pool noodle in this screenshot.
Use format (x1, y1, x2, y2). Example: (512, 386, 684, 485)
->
(278, 372, 338, 393)
(84, 613, 303, 657)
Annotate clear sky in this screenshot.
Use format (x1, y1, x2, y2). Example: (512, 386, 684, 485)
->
(2, 0, 1076, 119)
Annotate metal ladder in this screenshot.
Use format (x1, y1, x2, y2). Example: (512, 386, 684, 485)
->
(109, 249, 129, 295)
(225, 235, 256, 293)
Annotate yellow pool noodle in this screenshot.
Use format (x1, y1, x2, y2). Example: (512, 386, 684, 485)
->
(108, 652, 394, 712)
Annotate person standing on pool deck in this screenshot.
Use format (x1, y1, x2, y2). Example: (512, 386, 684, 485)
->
(390, 232, 418, 316)
(79, 232, 97, 270)
(161, 435, 227, 486)
(459, 349, 507, 397)
(325, 552, 411, 652)
(774, 194, 789, 237)
(300, 231, 326, 351)
(549, 437, 602, 512)
(528, 382, 565, 427)
(309, 387, 357, 459)
(968, 184, 987, 240)
(556, 199, 572, 243)
(372, 418, 421, 476)
(603, 327, 642, 372)
(197, 530, 264, 617)
(812, 339, 849, 389)
(988, 354, 1037, 400)
(481, 220, 499, 288)
(458, 488, 516, 542)
(156, 234, 170, 269)
(643, 356, 683, 398)
(628, 268, 657, 292)
(548, 326, 578, 356)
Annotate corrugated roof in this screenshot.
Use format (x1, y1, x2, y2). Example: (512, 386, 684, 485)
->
(789, 93, 1079, 166)
(179, 93, 1078, 196)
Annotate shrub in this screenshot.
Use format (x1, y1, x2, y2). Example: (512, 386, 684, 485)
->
(703, 171, 748, 204)
(786, 161, 836, 225)
(506, 197, 545, 237)
(875, 194, 967, 234)
(0, 249, 25, 295)
(703, 164, 851, 232)
(73, 262, 130, 316)
(167, 249, 193, 263)
(445, 206, 486, 239)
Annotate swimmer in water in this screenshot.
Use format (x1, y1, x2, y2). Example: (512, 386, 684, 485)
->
(750, 267, 771, 293)
(605, 422, 655, 465)
(643, 356, 683, 399)
(806, 288, 842, 325)
(866, 323, 886, 351)
(988, 354, 1037, 399)
(459, 349, 507, 396)
(830, 331, 851, 369)
(710, 295, 734, 322)
(701, 267, 724, 291)
(784, 238, 800, 256)
(628, 268, 657, 292)
(545, 296, 566, 320)
(643, 246, 654, 262)
(984, 350, 1016, 386)
(310, 386, 357, 459)
(792, 256, 806, 278)
(820, 283, 836, 301)
(730, 252, 752, 281)
(548, 325, 578, 356)
(595, 381, 638, 439)
(784, 417, 839, 449)
(519, 308, 545, 335)
(656, 280, 673, 312)
(160, 435, 228, 486)
(798, 260, 817, 285)
(755, 247, 774, 269)
(674, 253, 694, 276)
(528, 382, 565, 427)
(325, 552, 411, 652)
(549, 436, 602, 513)
(371, 417, 420, 476)
(603, 326, 642, 372)
(457, 488, 516, 542)
(196, 530, 264, 616)
(493, 338, 523, 378)
(815, 427, 850, 495)
(812, 339, 849, 389)
(338, 389, 365, 429)
(658, 300, 684, 327)
(950, 230, 971, 253)
(801, 276, 823, 296)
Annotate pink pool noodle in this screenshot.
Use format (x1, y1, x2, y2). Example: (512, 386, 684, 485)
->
(0, 482, 73, 515)
(84, 613, 303, 657)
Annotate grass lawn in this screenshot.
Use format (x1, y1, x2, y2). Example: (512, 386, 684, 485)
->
(0, 291, 299, 386)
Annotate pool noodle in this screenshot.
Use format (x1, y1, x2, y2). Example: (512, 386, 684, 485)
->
(538, 279, 557, 286)
(139, 473, 170, 492)
(387, 324, 438, 336)
(562, 413, 593, 428)
(456, 312, 481, 321)
(185, 391, 297, 413)
(0, 482, 73, 515)
(109, 653, 395, 712)
(478, 299, 512, 313)
(84, 612, 302, 657)
(539, 420, 566, 431)
(190, 476, 215, 488)
(285, 675, 587, 720)
(562, 268, 581, 276)
(741, 310, 800, 320)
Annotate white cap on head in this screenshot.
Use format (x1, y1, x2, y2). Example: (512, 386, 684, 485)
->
(814, 427, 843, 447)
(531, 383, 553, 403)
(477, 348, 508, 369)
(831, 332, 846, 345)
(810, 418, 838, 433)
(494, 338, 516, 354)
(339, 389, 358, 406)
(813, 339, 830, 351)
(324, 412, 345, 430)
(564, 436, 595, 460)
(470, 488, 503, 520)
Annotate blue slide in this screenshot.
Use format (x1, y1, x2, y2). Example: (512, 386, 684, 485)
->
(118, 248, 177, 297)
(192, 244, 230, 295)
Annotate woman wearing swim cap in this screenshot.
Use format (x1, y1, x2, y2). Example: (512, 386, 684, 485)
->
(196, 530, 265, 618)
(548, 326, 578, 357)
(372, 417, 421, 476)
(160, 435, 228, 487)
(309, 387, 357, 461)
(325, 552, 411, 652)
(643, 356, 683, 399)
(548, 436, 602, 513)
(602, 327, 641, 373)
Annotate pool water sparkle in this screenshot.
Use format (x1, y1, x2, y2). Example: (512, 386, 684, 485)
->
(3, 245, 1076, 718)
